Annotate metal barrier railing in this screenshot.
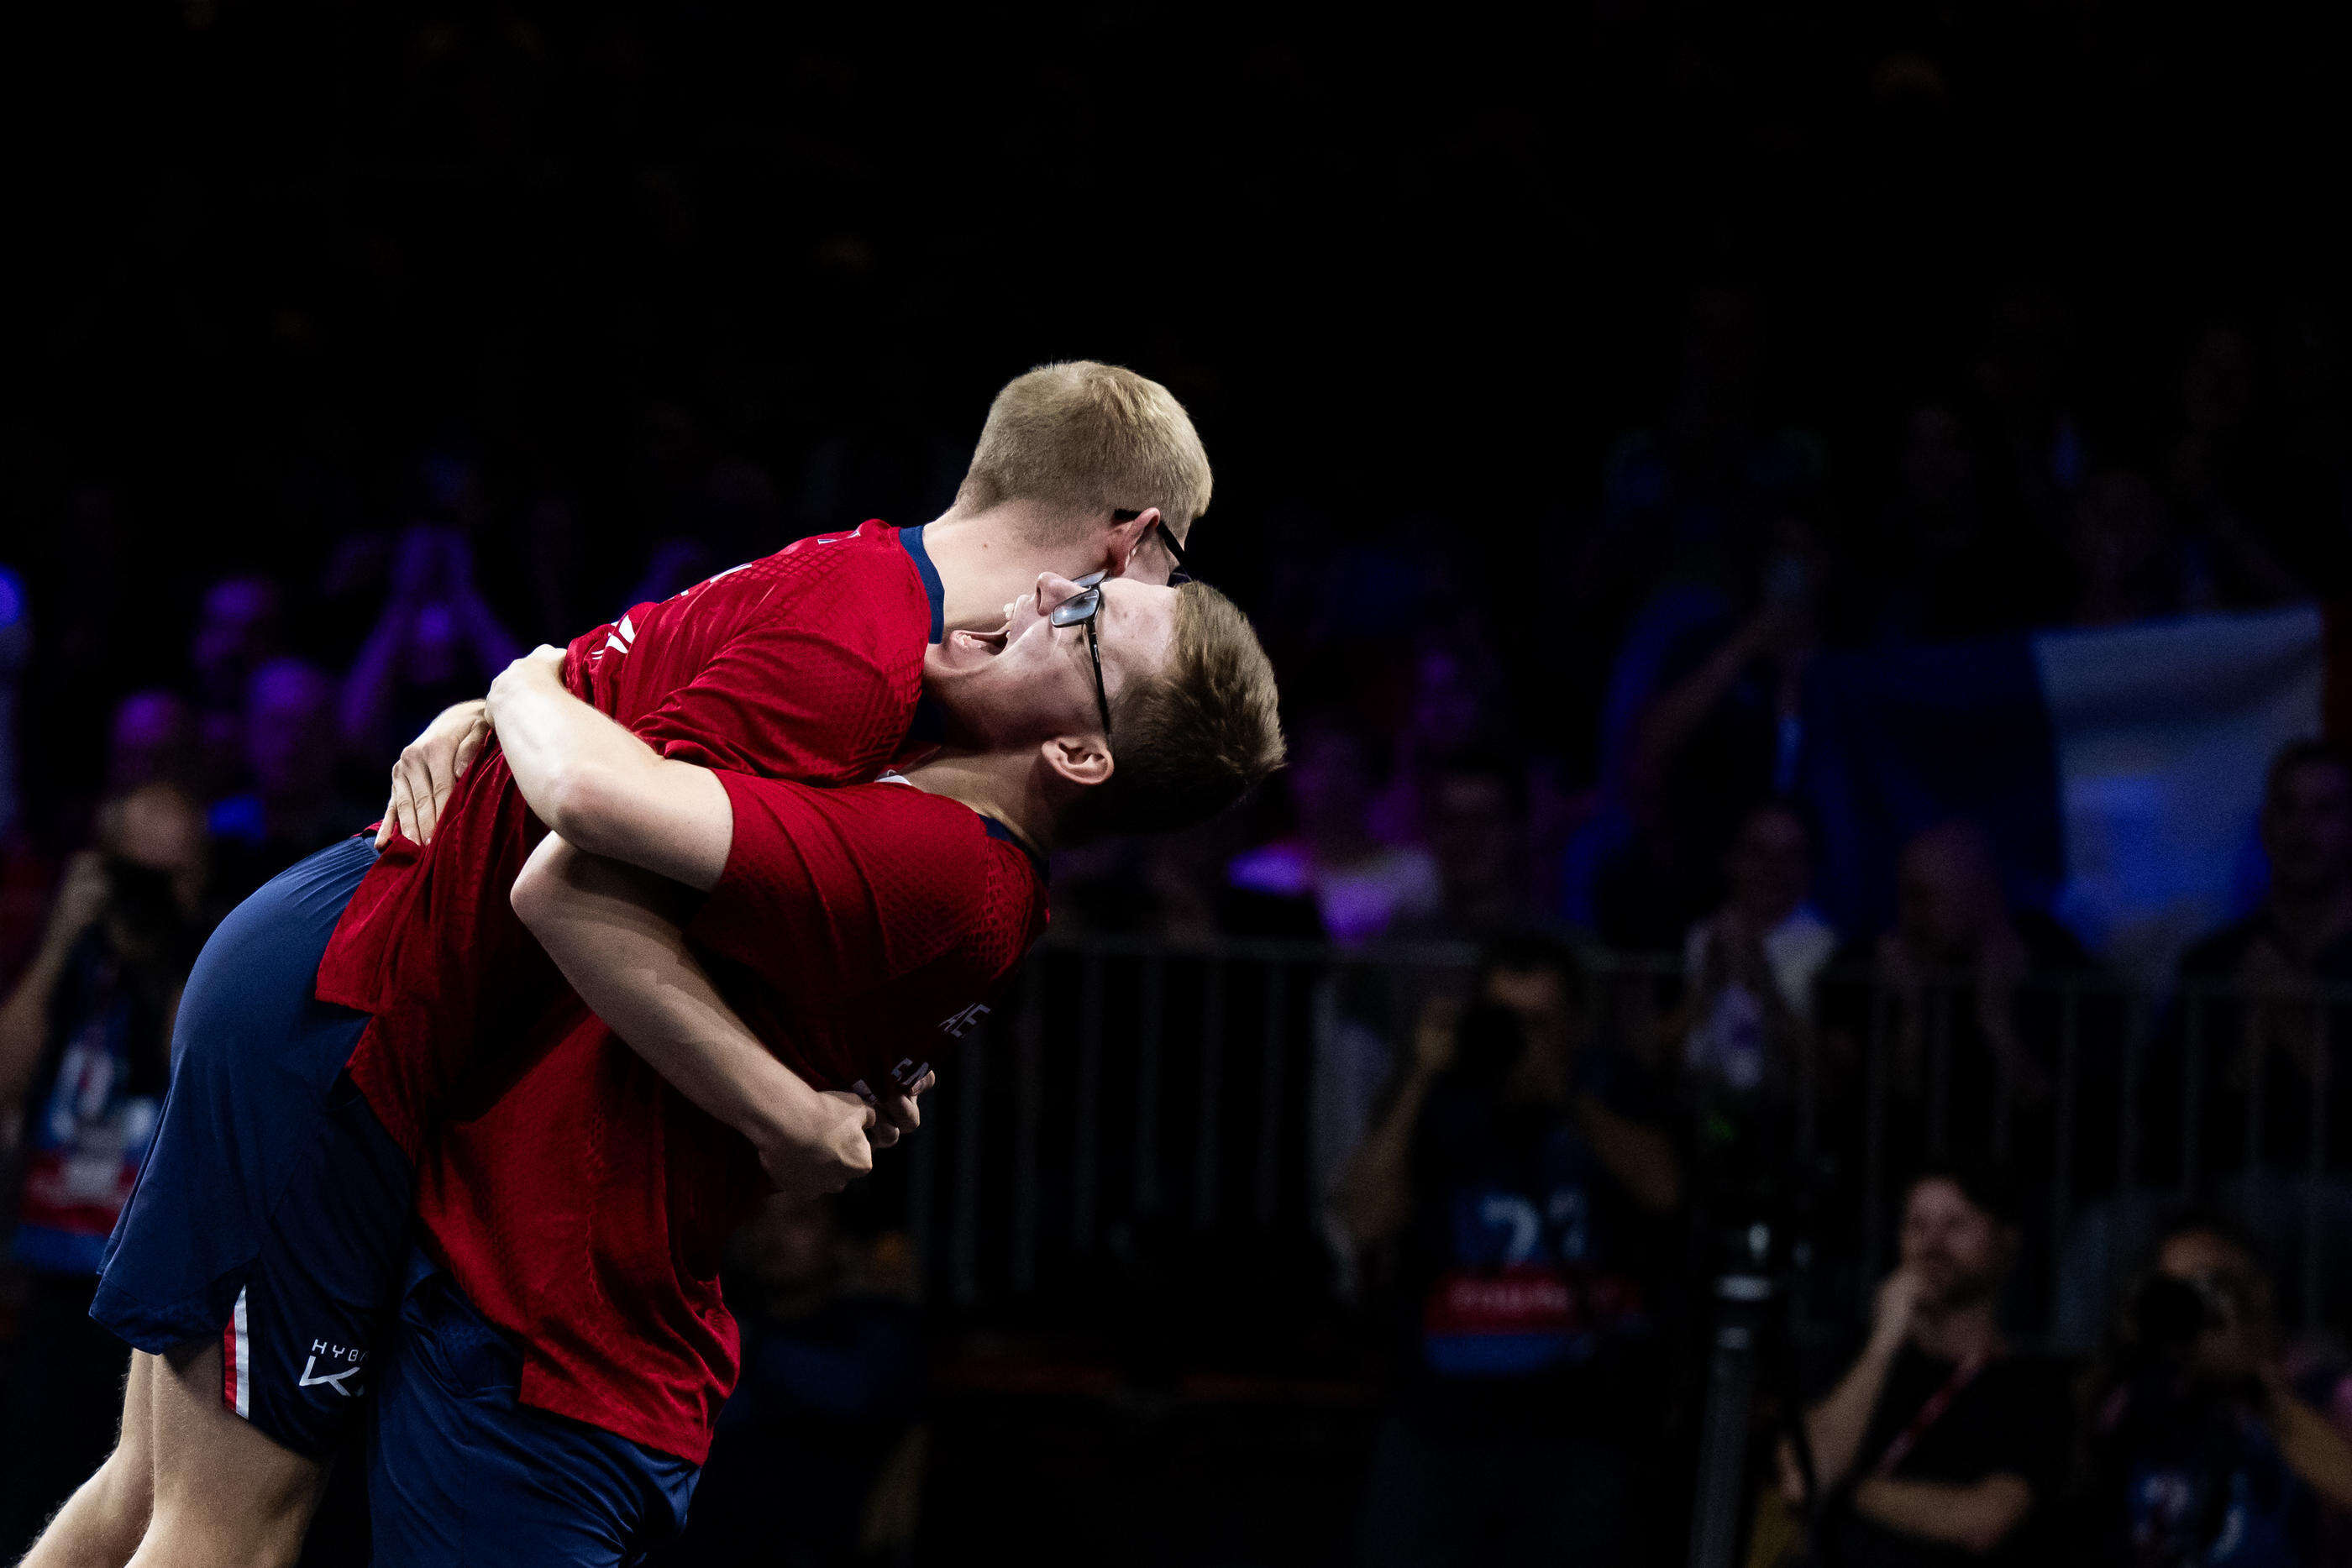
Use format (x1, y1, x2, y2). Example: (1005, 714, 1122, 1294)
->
(898, 939, 2352, 1343)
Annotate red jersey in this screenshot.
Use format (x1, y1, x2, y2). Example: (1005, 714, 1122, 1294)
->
(315, 519, 945, 1154)
(413, 776, 1048, 1461)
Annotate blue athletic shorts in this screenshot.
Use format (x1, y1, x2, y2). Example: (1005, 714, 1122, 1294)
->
(369, 1250, 698, 1567)
(92, 835, 414, 1459)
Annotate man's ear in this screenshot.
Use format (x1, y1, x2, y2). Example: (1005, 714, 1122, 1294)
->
(1039, 732, 1115, 790)
(1102, 506, 1162, 579)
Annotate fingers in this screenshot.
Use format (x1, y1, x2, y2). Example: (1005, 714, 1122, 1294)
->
(385, 767, 418, 847)
(452, 714, 490, 777)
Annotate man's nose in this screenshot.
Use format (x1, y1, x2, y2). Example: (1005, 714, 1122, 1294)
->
(1036, 571, 1083, 606)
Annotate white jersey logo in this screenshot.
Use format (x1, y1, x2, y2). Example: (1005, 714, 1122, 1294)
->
(938, 1003, 990, 1040)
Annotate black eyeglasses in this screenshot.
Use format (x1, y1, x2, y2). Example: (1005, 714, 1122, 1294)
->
(1112, 509, 1191, 585)
(1049, 571, 1115, 737)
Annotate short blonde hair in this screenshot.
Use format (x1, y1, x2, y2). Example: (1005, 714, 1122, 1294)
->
(957, 361, 1212, 539)
(1066, 581, 1284, 839)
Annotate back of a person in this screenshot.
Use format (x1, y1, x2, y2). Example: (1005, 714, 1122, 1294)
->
(323, 520, 935, 1151)
(415, 778, 1047, 1463)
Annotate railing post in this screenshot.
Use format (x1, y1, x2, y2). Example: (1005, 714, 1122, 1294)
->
(1134, 955, 1164, 1218)
(1071, 952, 1105, 1252)
(2305, 1003, 2329, 1329)
(2050, 987, 2077, 1319)
(952, 1013, 989, 1308)
(1194, 959, 1226, 1230)
(1256, 962, 1289, 1228)
(1928, 984, 1952, 1159)
(1862, 983, 1889, 1295)
(1012, 974, 1044, 1295)
(2181, 991, 2203, 1198)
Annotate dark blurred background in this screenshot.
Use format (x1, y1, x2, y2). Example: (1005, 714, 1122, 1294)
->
(5, 3, 2352, 1566)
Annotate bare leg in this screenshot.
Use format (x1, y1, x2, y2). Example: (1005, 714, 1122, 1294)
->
(123, 1342, 324, 1568)
(18, 1352, 155, 1568)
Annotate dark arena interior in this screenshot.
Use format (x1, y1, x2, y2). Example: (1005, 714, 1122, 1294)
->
(3, 4, 2352, 1566)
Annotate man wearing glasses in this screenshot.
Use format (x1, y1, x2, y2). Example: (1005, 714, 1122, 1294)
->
(363, 564, 1280, 1565)
(37, 363, 1226, 1568)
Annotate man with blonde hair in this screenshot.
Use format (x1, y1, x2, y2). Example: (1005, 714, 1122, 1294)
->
(34, 362, 1242, 1568)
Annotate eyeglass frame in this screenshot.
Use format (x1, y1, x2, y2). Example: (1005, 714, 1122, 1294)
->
(1048, 572, 1116, 738)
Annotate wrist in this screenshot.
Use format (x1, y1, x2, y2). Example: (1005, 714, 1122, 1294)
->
(751, 1071, 831, 1155)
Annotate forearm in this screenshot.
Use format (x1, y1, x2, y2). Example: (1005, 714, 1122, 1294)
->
(0, 940, 73, 1112)
(1804, 1335, 1902, 1492)
(1851, 1475, 2031, 1554)
(2269, 1391, 2352, 1513)
(1573, 1094, 1682, 1214)
(1333, 1068, 1439, 1246)
(512, 836, 818, 1153)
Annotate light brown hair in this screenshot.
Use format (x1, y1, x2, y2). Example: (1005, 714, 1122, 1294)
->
(956, 361, 1212, 542)
(1068, 580, 1284, 838)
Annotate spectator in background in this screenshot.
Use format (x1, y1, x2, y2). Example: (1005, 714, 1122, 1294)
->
(657, 1194, 926, 1568)
(186, 575, 285, 795)
(1229, 721, 1441, 944)
(1404, 752, 1535, 941)
(1677, 801, 1838, 1097)
(1821, 821, 2091, 1150)
(1335, 938, 1680, 1568)
(1595, 513, 1825, 951)
(2067, 471, 2188, 628)
(2078, 1215, 2352, 1568)
(103, 690, 197, 795)
(340, 524, 522, 764)
(0, 784, 209, 1555)
(2142, 741, 2352, 1324)
(2170, 324, 2307, 611)
(1781, 1164, 2074, 1568)
(1864, 404, 2059, 643)
(207, 658, 373, 905)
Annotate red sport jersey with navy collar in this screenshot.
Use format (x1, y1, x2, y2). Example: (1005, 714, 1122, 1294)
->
(315, 519, 947, 1155)
(412, 774, 1048, 1462)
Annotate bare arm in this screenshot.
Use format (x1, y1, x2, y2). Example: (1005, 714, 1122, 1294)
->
(486, 648, 733, 890)
(1802, 1271, 1919, 1494)
(508, 834, 878, 1190)
(0, 854, 109, 1116)
(1331, 1000, 1455, 1249)
(1851, 1474, 2033, 1554)
(2268, 1387, 2352, 1513)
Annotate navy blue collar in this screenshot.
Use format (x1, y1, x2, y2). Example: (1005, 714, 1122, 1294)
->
(982, 816, 1049, 882)
(896, 523, 947, 644)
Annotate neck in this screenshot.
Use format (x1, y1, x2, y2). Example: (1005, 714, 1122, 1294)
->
(921, 504, 1111, 632)
(1910, 1297, 2003, 1364)
(898, 749, 1058, 860)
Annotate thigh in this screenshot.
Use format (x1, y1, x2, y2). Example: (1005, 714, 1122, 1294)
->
(139, 1339, 328, 1568)
(92, 836, 380, 1355)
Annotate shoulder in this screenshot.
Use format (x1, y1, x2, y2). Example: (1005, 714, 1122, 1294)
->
(680, 525, 926, 653)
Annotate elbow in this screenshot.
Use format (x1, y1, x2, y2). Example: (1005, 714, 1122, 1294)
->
(1956, 1485, 2033, 1555)
(535, 765, 628, 860)
(509, 840, 579, 935)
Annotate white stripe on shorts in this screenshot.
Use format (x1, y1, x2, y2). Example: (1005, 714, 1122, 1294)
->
(231, 1287, 251, 1419)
